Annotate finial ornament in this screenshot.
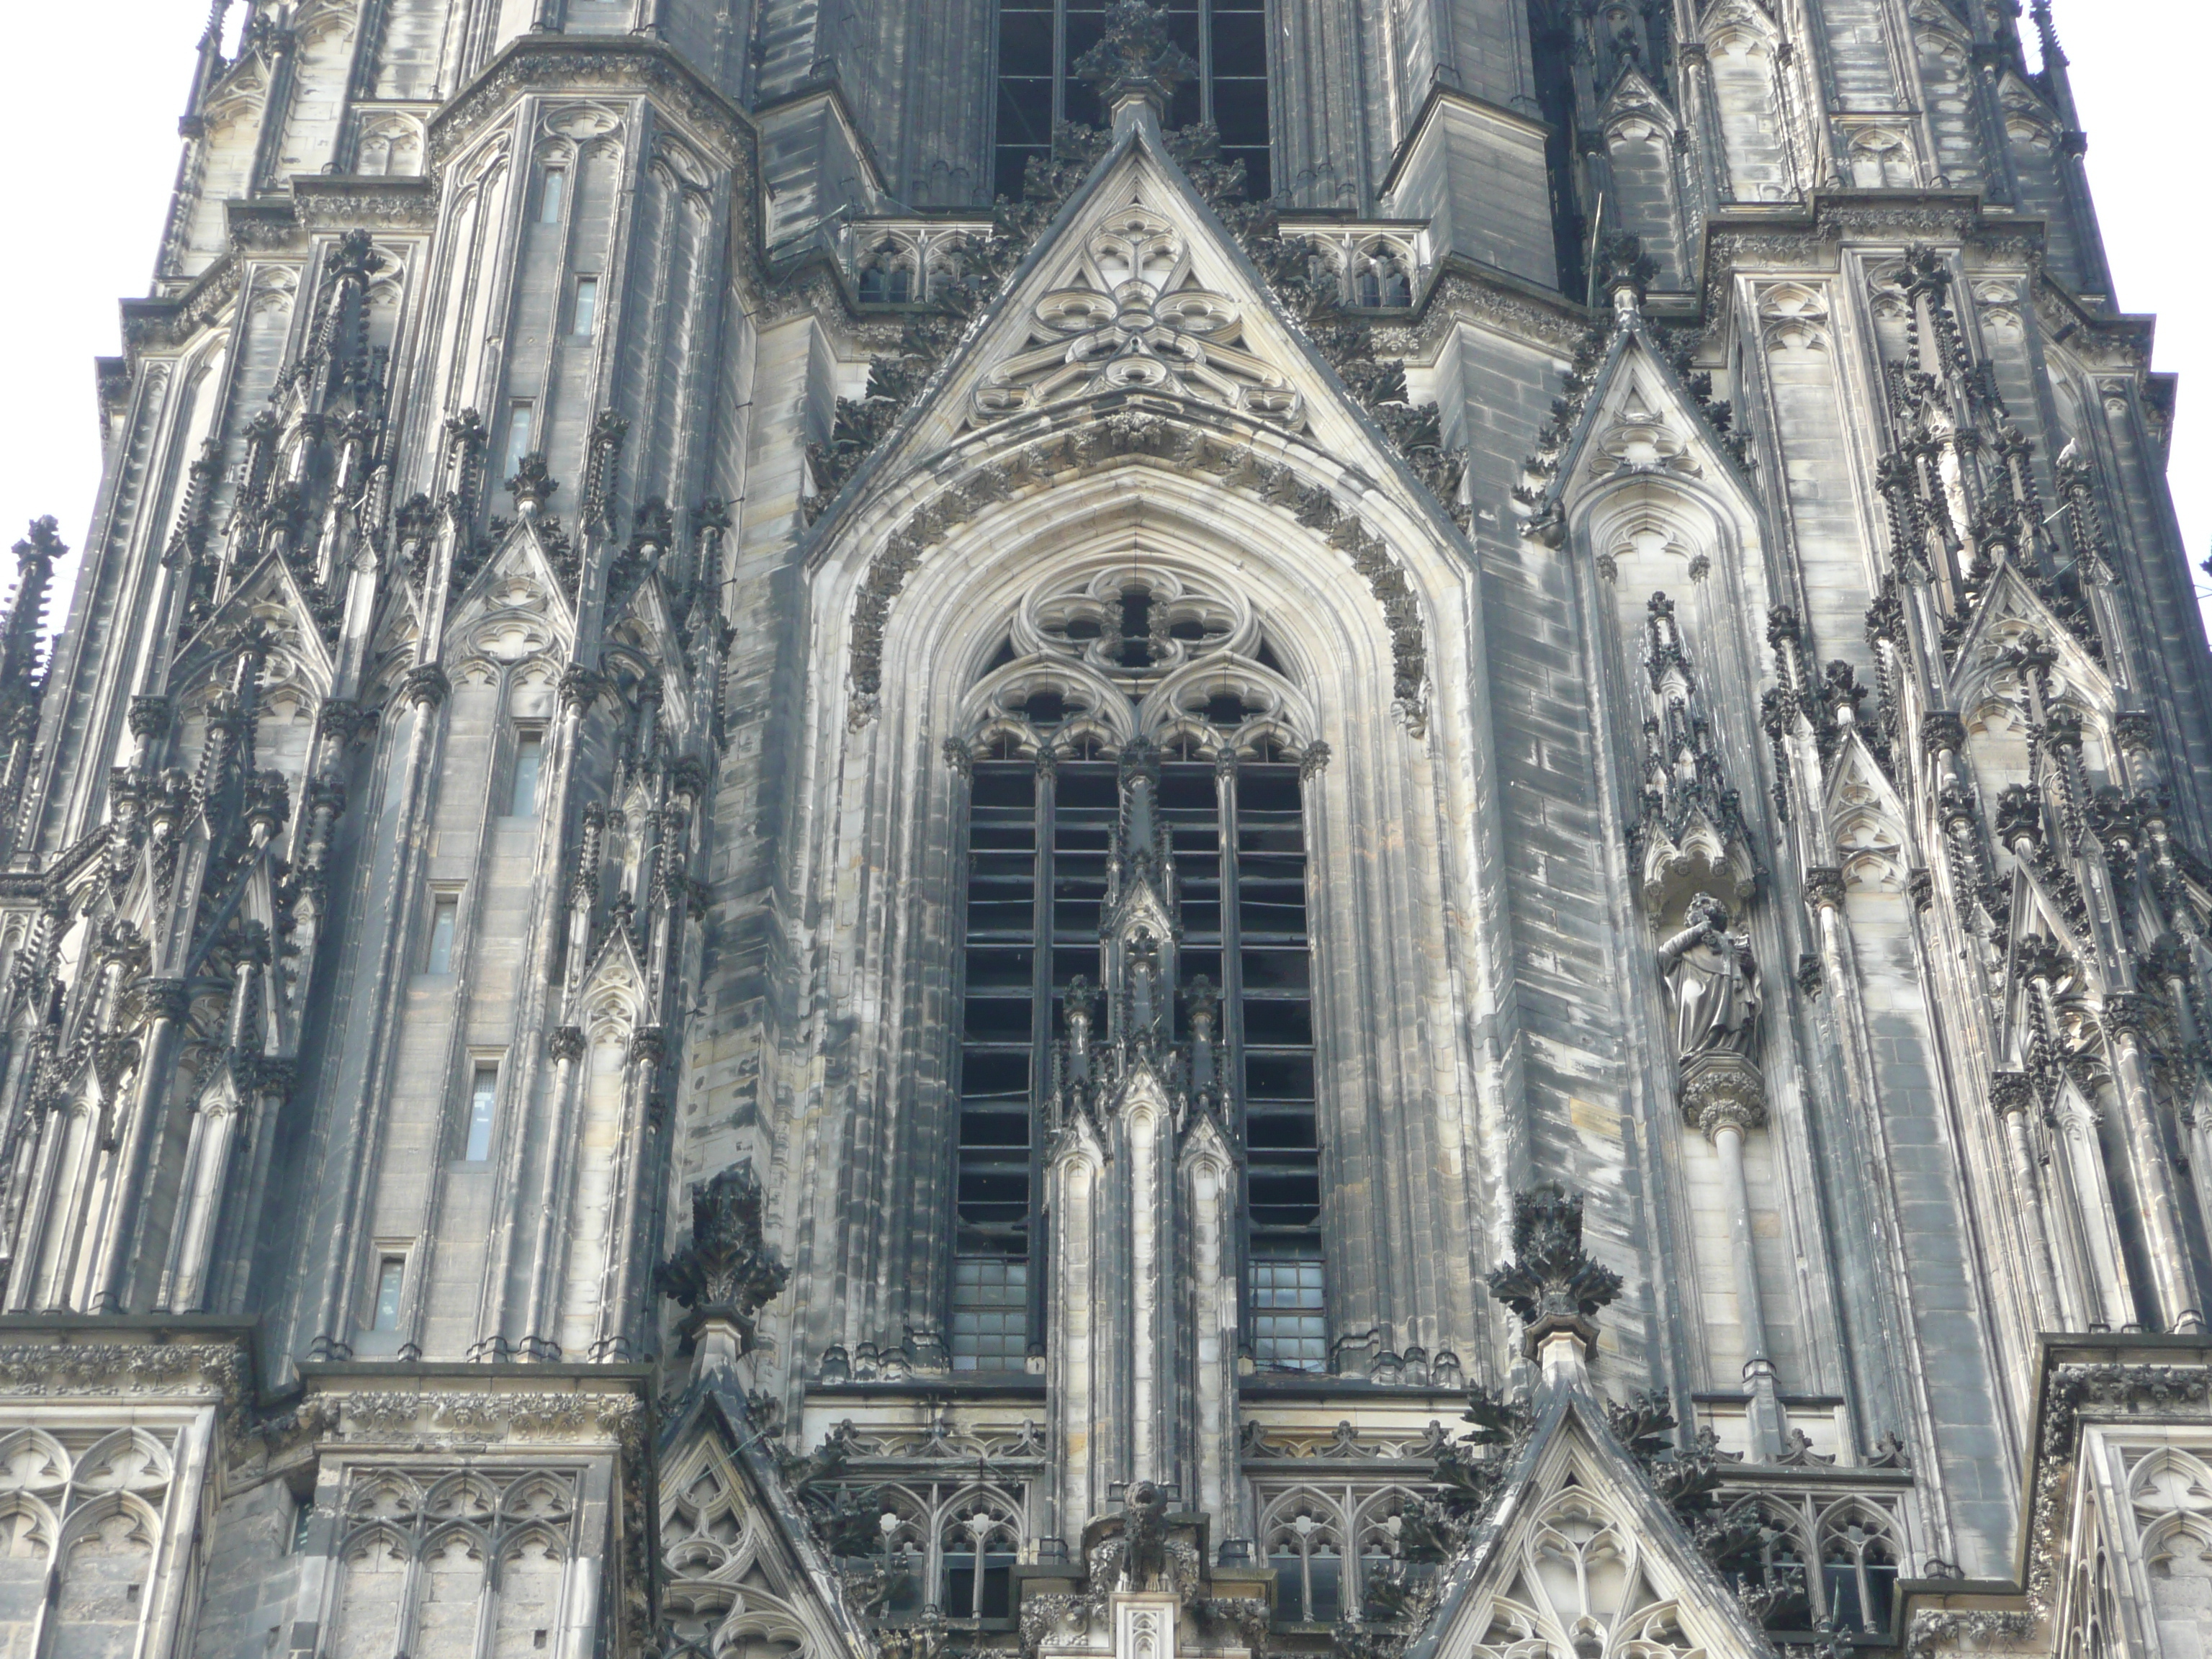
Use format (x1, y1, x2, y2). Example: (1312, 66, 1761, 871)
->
(1074, 0, 1197, 122)
(655, 1161, 791, 1367)
(1488, 1184, 1623, 1358)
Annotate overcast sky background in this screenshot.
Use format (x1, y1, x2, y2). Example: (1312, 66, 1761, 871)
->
(0, 3, 2206, 621)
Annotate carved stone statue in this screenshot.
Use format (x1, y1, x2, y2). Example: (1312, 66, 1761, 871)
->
(1657, 893, 1761, 1061)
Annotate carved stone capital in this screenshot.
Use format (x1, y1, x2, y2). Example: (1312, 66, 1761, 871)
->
(2101, 992, 2154, 1046)
(127, 696, 173, 743)
(629, 1024, 667, 1068)
(2115, 711, 2157, 755)
(1908, 868, 1936, 911)
(1681, 1051, 1768, 1138)
(402, 663, 450, 709)
(137, 978, 191, 1025)
(1802, 866, 1845, 912)
(1990, 1070, 2036, 1116)
(559, 664, 606, 712)
(549, 1025, 588, 1064)
(1918, 711, 1966, 754)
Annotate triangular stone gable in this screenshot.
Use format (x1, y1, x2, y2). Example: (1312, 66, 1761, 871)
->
(1946, 564, 2113, 714)
(172, 552, 338, 695)
(822, 120, 1455, 536)
(1548, 325, 1758, 522)
(657, 1388, 871, 1659)
(1604, 65, 1678, 127)
(441, 518, 580, 654)
(1409, 1378, 1772, 1659)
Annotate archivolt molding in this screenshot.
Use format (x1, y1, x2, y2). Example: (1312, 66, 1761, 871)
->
(840, 405, 1434, 734)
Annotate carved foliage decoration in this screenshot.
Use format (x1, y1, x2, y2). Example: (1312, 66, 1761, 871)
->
(1487, 1184, 1624, 1356)
(655, 1161, 791, 1348)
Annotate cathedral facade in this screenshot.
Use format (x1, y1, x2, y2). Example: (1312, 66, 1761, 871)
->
(0, 1, 2206, 1657)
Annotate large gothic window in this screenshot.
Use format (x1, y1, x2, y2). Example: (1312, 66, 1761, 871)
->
(949, 564, 1321, 1370)
(992, 0, 1272, 202)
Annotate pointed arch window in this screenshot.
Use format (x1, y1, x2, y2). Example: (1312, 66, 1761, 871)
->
(950, 563, 1323, 1371)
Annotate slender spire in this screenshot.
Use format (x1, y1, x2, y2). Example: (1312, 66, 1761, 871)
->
(0, 518, 62, 696)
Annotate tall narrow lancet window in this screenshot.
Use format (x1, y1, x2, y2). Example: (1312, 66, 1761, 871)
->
(950, 562, 1321, 1370)
(992, 0, 1272, 203)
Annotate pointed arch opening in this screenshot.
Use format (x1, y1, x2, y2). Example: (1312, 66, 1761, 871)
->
(947, 554, 1325, 1372)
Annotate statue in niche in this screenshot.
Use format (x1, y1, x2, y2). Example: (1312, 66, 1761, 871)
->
(1657, 892, 1761, 1060)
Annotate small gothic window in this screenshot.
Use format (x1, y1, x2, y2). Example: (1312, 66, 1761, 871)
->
(508, 733, 546, 816)
(464, 1064, 498, 1162)
(858, 248, 916, 305)
(371, 1257, 405, 1331)
(501, 401, 536, 483)
(1820, 1516, 1899, 1635)
(426, 893, 459, 974)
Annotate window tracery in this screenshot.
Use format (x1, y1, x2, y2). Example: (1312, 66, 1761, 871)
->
(948, 559, 1323, 1371)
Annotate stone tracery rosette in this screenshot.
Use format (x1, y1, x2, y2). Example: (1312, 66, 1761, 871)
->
(972, 207, 1305, 428)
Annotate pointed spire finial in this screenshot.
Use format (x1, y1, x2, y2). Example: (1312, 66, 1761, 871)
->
(1594, 233, 1657, 320)
(0, 518, 65, 693)
(1075, 1, 1196, 130)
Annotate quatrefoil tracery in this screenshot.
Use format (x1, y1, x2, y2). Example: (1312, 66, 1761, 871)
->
(963, 562, 1315, 759)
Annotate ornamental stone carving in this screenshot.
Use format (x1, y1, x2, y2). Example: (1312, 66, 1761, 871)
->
(1487, 1184, 1624, 1357)
(655, 1161, 791, 1370)
(973, 206, 1304, 428)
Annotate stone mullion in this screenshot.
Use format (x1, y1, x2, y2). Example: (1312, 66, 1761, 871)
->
(86, 977, 189, 1313)
(2020, 958, 2135, 1329)
(6, 1090, 71, 1313)
(1804, 874, 1959, 1562)
(1382, 737, 1464, 1358)
(1705, 1107, 1784, 1455)
(1028, 750, 1058, 1354)
(210, 1065, 289, 1316)
(1897, 879, 2036, 1458)
(592, 1030, 665, 1362)
(42, 366, 185, 866)
(522, 1027, 590, 1357)
(156, 1094, 235, 1316)
(1305, 721, 1380, 1359)
(1213, 753, 1249, 1348)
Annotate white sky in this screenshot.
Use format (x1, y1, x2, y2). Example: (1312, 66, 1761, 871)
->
(0, 2, 2205, 614)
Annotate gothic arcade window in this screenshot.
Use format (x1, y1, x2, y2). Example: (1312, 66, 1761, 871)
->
(950, 563, 1321, 1370)
(993, 0, 1272, 202)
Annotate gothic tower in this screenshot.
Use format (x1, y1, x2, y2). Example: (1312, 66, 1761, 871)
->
(0, 1, 2205, 1657)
